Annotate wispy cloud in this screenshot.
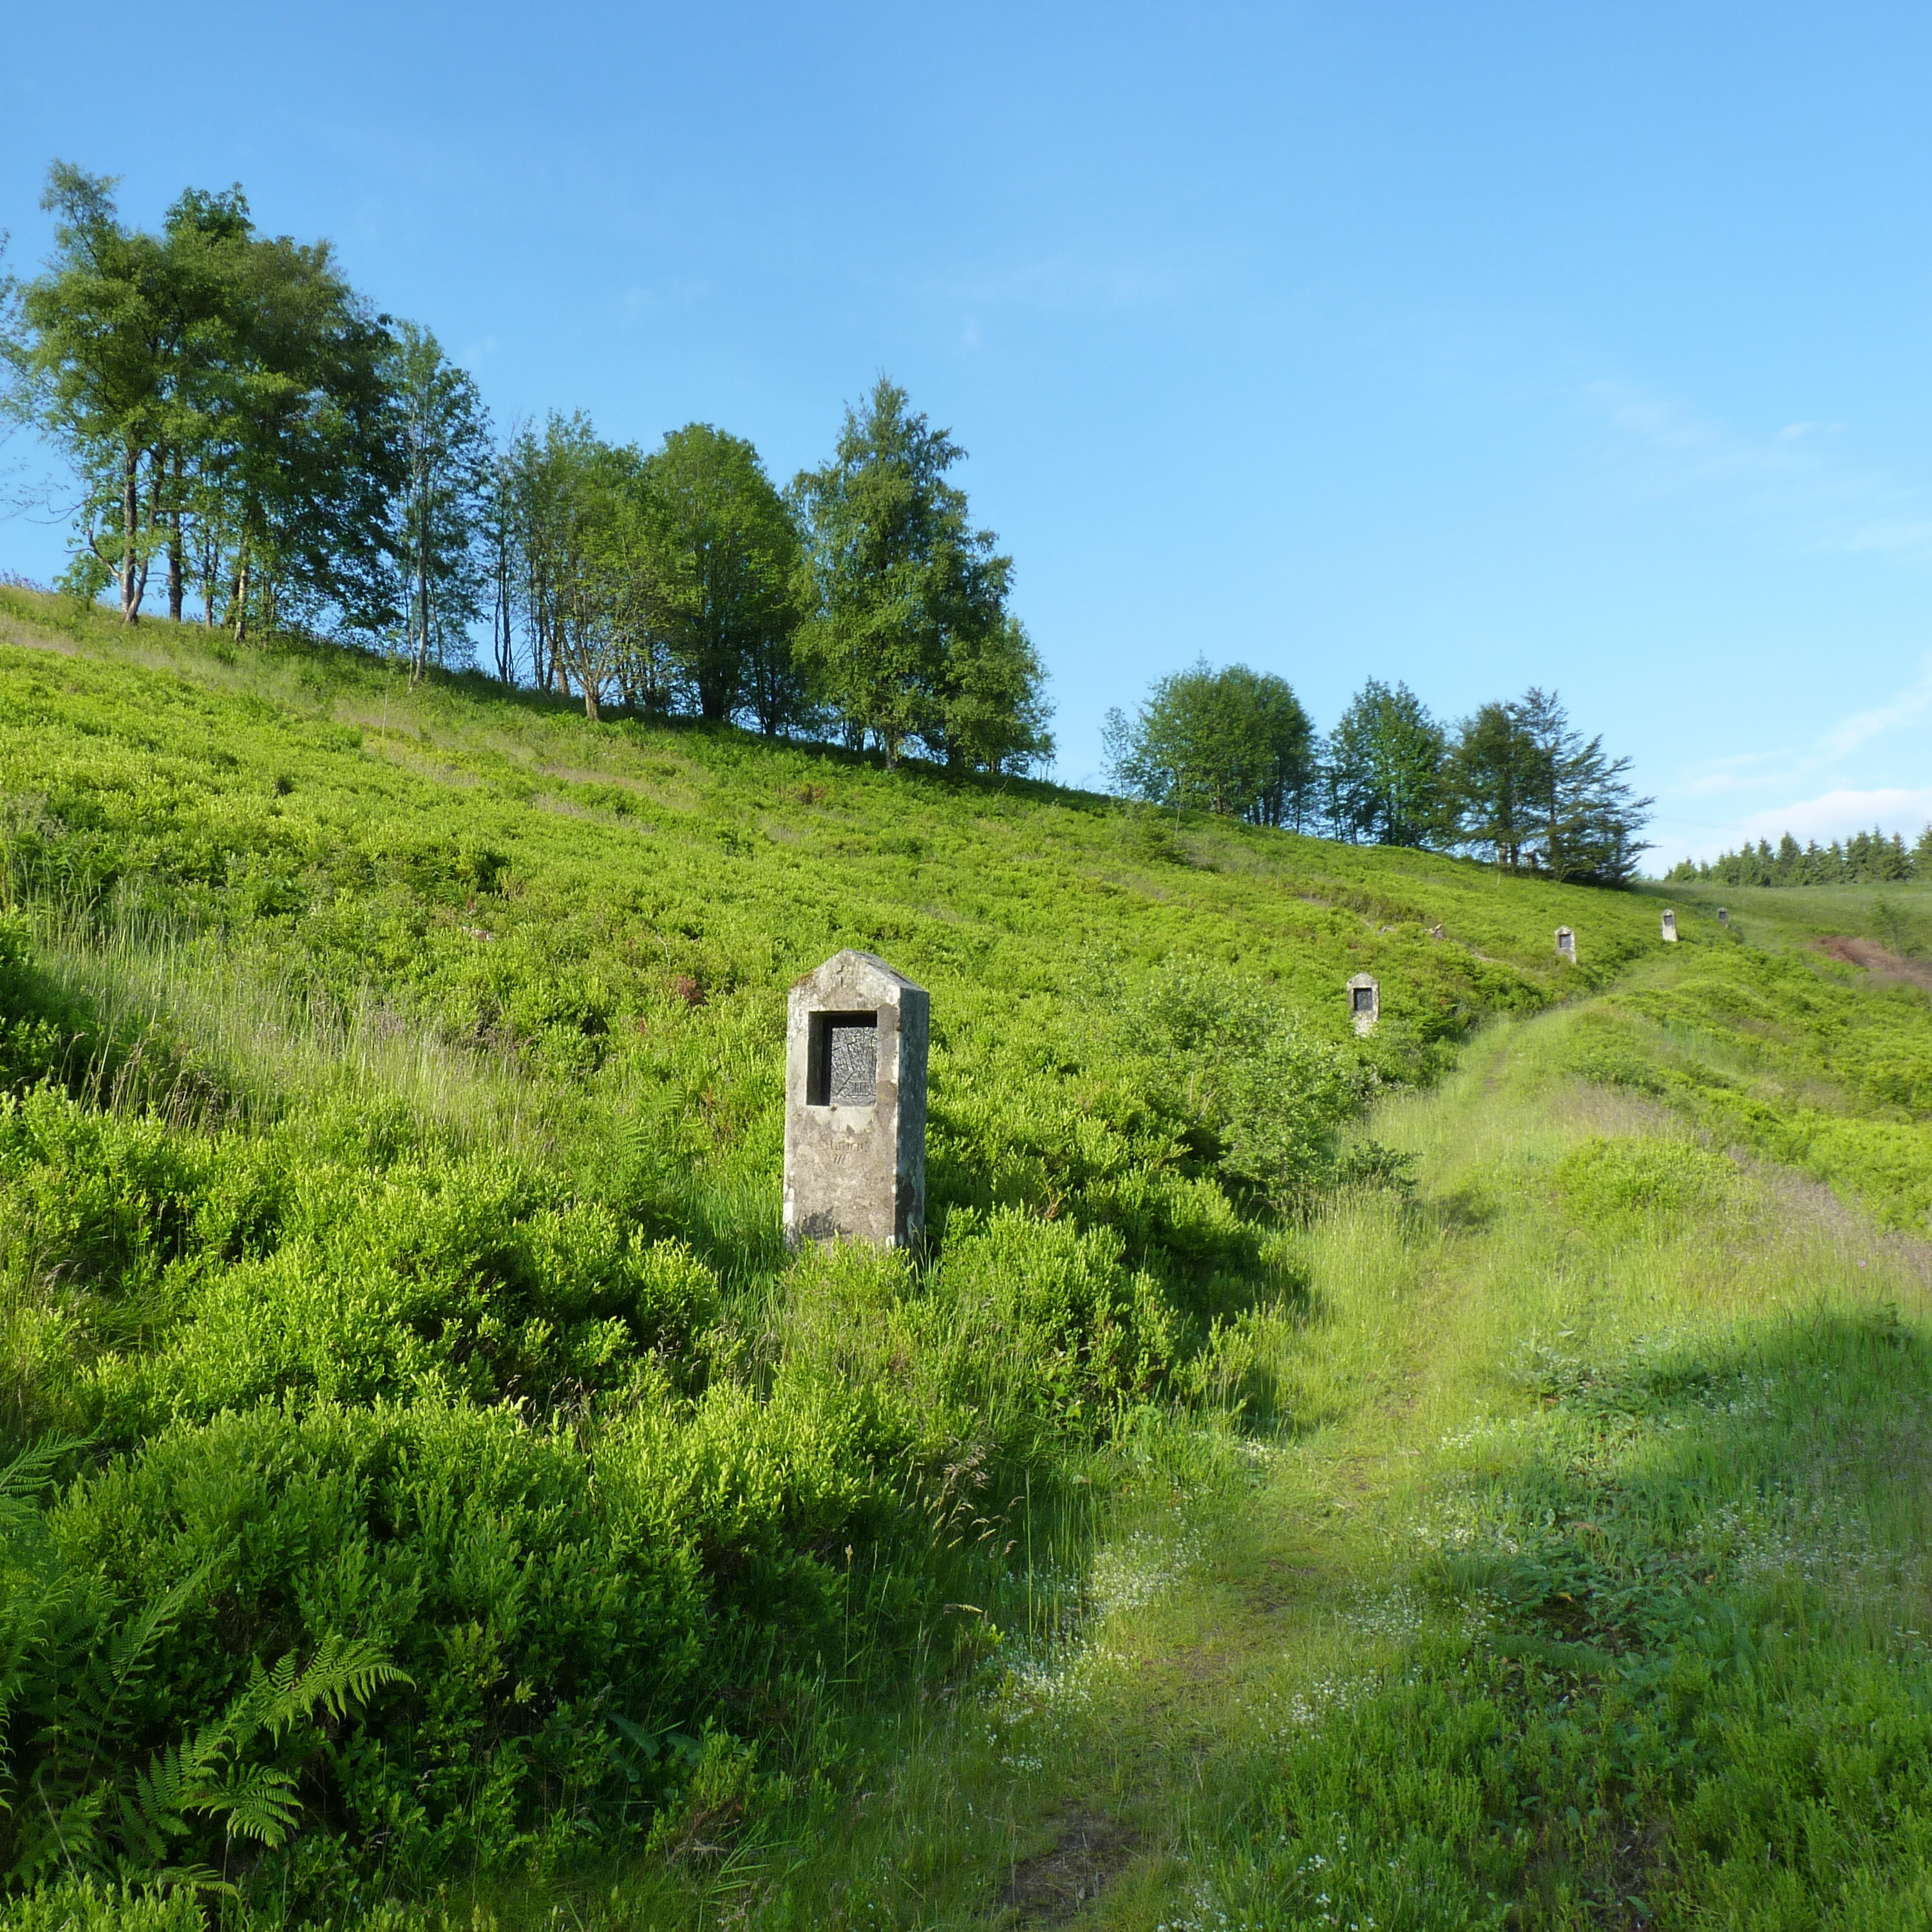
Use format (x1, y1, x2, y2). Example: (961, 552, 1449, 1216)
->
(925, 251, 1193, 315)
(1736, 788, 1932, 846)
(1662, 649, 1932, 858)
(1587, 381, 1932, 563)
(1821, 658, 1932, 756)
(620, 276, 712, 319)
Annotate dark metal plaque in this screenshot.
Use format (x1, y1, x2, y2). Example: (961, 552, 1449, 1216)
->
(826, 1018, 877, 1104)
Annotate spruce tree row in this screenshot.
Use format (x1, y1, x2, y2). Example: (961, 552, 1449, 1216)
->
(1104, 665, 1651, 884)
(1666, 827, 1932, 887)
(0, 169, 1053, 773)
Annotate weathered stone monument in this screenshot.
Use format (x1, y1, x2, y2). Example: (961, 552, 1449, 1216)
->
(1717, 907, 1729, 926)
(783, 950, 929, 1250)
(1347, 972, 1379, 1036)
(1428, 923, 1445, 940)
(1555, 925, 1576, 962)
(1662, 908, 1678, 943)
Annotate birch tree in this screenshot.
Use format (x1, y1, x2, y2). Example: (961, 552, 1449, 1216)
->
(388, 323, 490, 681)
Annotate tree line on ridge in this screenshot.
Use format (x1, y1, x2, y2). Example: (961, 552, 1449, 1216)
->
(0, 166, 1050, 773)
(1667, 827, 1932, 887)
(1, 164, 1653, 880)
(1104, 664, 1652, 884)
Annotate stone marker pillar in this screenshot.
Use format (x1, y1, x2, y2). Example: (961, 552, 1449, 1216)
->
(1556, 925, 1576, 962)
(784, 949, 929, 1250)
(1661, 908, 1678, 943)
(1347, 972, 1379, 1037)
(1717, 907, 1729, 926)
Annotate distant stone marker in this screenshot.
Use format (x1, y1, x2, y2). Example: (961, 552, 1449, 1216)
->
(784, 950, 929, 1250)
(1662, 908, 1678, 943)
(1428, 922, 1445, 940)
(1717, 907, 1729, 926)
(1347, 971, 1379, 1036)
(1556, 925, 1576, 962)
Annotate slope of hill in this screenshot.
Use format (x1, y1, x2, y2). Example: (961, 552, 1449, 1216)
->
(2, 585, 1931, 1931)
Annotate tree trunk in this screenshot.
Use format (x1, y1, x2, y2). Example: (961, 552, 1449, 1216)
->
(120, 444, 142, 623)
(411, 547, 430, 685)
(135, 453, 163, 617)
(167, 449, 185, 624)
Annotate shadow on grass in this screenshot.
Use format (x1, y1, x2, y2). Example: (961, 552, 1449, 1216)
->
(1211, 1304, 1932, 1928)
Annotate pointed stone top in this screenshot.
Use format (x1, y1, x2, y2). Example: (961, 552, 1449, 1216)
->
(1346, 971, 1378, 989)
(791, 949, 927, 999)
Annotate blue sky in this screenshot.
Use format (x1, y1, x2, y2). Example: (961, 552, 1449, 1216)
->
(4, 1, 1930, 865)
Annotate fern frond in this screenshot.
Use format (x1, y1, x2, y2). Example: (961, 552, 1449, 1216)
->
(196, 1764, 299, 1847)
(77, 1566, 209, 1774)
(242, 1634, 409, 1747)
(148, 1862, 240, 1898)
(0, 1434, 88, 1508)
(127, 1741, 197, 1836)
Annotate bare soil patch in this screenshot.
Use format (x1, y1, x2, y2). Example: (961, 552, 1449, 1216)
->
(998, 1812, 1140, 1924)
(1815, 934, 1932, 993)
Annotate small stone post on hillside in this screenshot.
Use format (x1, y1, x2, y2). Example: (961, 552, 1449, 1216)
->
(1347, 972, 1379, 1037)
(784, 950, 929, 1250)
(1662, 908, 1678, 943)
(1717, 907, 1729, 926)
(1556, 926, 1576, 963)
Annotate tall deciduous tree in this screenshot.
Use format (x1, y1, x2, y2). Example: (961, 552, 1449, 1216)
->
(791, 379, 1049, 769)
(637, 424, 806, 728)
(15, 166, 178, 622)
(925, 613, 1054, 774)
(1323, 679, 1445, 846)
(388, 322, 491, 683)
(0, 231, 30, 498)
(208, 222, 401, 639)
(502, 414, 656, 721)
(1103, 660, 1314, 824)
(14, 167, 404, 641)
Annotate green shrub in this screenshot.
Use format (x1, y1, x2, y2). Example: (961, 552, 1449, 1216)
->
(1552, 1135, 1738, 1226)
(0, 595, 1667, 1907)
(0, 1880, 203, 1932)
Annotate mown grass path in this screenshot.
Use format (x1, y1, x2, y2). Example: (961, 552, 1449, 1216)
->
(614, 991, 1932, 1931)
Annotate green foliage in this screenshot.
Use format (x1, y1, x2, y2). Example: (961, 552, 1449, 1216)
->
(1442, 685, 1651, 884)
(1101, 658, 1316, 826)
(0, 591, 1676, 1915)
(1552, 1133, 1738, 1226)
(13, 167, 401, 640)
(1322, 676, 1444, 848)
(1560, 930, 1932, 1228)
(790, 378, 1051, 772)
(636, 425, 804, 730)
(390, 323, 491, 683)
(0, 1879, 203, 1932)
(1670, 824, 1925, 887)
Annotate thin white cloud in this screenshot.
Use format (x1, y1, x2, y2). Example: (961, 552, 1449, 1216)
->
(927, 251, 1192, 314)
(1587, 380, 1932, 564)
(1670, 650, 1932, 822)
(1735, 788, 1932, 848)
(620, 276, 710, 317)
(1683, 768, 1803, 799)
(1821, 656, 1932, 756)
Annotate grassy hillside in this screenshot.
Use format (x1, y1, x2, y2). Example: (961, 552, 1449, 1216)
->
(3, 585, 1931, 1930)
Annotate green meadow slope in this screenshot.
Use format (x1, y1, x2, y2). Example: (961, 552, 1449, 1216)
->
(3, 585, 1932, 1931)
